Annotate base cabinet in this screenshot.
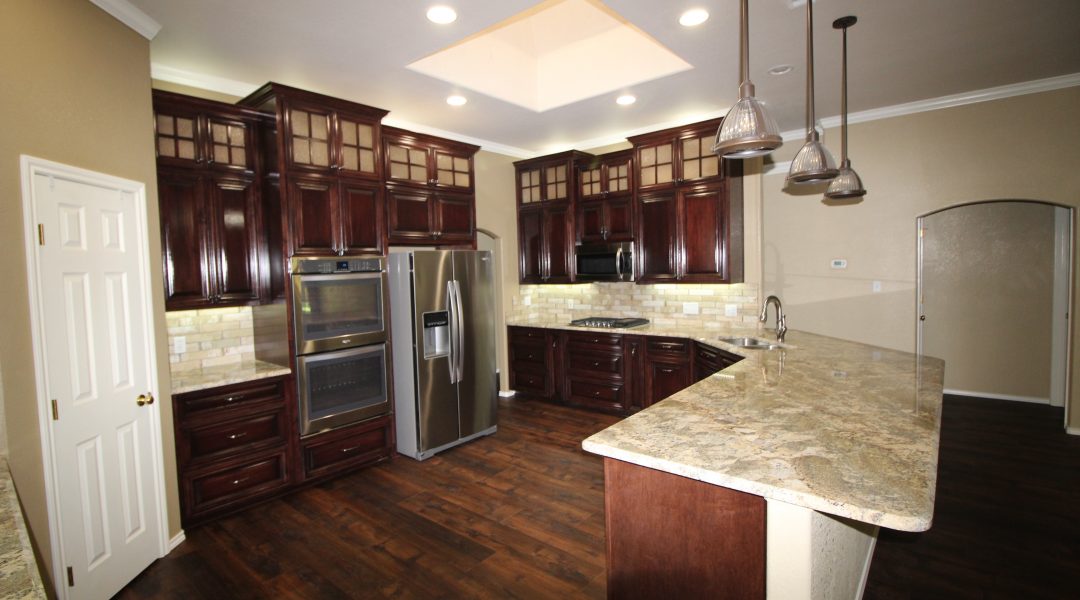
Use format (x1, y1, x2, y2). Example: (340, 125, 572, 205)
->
(643, 337, 692, 407)
(508, 326, 560, 401)
(300, 416, 392, 481)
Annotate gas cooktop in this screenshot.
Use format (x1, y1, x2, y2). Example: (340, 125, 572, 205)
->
(569, 317, 650, 329)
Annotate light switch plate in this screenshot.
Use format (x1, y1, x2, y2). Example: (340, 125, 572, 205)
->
(831, 258, 848, 269)
(724, 304, 738, 317)
(174, 336, 186, 354)
(683, 302, 700, 315)
(872, 280, 882, 293)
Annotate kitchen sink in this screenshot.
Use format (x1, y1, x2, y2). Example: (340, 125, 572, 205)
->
(718, 337, 783, 350)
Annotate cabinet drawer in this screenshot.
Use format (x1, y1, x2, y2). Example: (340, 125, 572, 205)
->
(566, 332, 622, 353)
(303, 422, 389, 479)
(509, 327, 547, 342)
(177, 378, 286, 421)
(511, 340, 547, 365)
(566, 351, 624, 379)
(511, 368, 549, 395)
(566, 378, 626, 412)
(188, 450, 289, 511)
(647, 337, 689, 358)
(184, 408, 286, 464)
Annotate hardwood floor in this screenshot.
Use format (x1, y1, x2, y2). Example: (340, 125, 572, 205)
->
(864, 395, 1080, 599)
(117, 394, 1078, 599)
(117, 398, 620, 600)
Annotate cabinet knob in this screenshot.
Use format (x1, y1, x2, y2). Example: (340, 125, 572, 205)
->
(331, 164, 341, 171)
(429, 178, 438, 186)
(593, 361, 600, 367)
(231, 477, 249, 486)
(594, 391, 601, 397)
(226, 432, 247, 441)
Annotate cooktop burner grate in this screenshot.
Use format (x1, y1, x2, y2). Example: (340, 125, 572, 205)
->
(569, 317, 650, 329)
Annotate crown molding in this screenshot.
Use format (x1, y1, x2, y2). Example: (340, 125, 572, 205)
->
(381, 118, 534, 158)
(778, 72, 1080, 142)
(150, 64, 260, 99)
(88, 0, 161, 40)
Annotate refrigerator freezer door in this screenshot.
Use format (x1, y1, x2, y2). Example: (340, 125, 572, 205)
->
(453, 250, 497, 438)
(409, 251, 461, 452)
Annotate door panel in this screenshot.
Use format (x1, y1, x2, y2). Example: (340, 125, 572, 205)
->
(209, 175, 260, 303)
(435, 193, 474, 242)
(518, 207, 543, 283)
(409, 252, 460, 451)
(637, 192, 678, 282)
(579, 200, 605, 242)
(453, 251, 496, 438)
(158, 170, 211, 308)
(35, 169, 163, 598)
(340, 182, 383, 254)
(544, 204, 573, 283)
(387, 187, 434, 243)
(682, 186, 722, 280)
(605, 196, 634, 241)
(288, 176, 337, 255)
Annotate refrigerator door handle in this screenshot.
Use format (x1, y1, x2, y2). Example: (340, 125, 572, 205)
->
(453, 279, 465, 382)
(446, 280, 458, 384)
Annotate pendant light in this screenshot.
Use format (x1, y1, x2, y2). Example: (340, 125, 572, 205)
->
(786, 0, 838, 185)
(825, 16, 867, 199)
(712, 0, 782, 159)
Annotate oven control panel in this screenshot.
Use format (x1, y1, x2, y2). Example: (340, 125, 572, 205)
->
(291, 256, 385, 274)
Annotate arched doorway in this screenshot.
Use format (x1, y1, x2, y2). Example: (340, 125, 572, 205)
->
(477, 228, 508, 393)
(917, 200, 1072, 423)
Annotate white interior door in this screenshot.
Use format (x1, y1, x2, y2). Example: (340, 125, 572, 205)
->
(25, 158, 166, 599)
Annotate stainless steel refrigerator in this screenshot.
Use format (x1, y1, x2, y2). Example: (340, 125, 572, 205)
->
(388, 250, 497, 460)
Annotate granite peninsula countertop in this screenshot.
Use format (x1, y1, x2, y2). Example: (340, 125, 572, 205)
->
(507, 317, 945, 532)
(171, 360, 291, 395)
(0, 461, 47, 599)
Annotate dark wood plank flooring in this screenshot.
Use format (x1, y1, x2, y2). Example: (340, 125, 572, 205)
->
(865, 395, 1080, 599)
(117, 395, 1079, 599)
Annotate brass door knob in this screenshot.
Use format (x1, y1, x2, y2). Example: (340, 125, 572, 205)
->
(136, 393, 155, 406)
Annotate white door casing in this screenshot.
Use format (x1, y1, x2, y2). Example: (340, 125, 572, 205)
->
(21, 156, 168, 599)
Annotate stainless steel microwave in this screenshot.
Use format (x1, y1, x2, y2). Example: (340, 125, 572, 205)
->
(575, 242, 634, 282)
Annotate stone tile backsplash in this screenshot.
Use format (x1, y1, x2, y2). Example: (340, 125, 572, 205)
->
(509, 282, 761, 329)
(166, 306, 256, 372)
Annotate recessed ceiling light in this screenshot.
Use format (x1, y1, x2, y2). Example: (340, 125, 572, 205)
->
(446, 95, 467, 106)
(768, 64, 794, 76)
(616, 94, 636, 106)
(427, 5, 457, 24)
(679, 9, 709, 27)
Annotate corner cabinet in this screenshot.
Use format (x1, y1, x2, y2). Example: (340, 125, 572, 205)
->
(154, 90, 269, 310)
(628, 119, 744, 284)
(515, 150, 593, 283)
(383, 126, 479, 245)
(239, 82, 389, 257)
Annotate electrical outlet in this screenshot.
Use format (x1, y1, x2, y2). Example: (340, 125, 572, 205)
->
(567, 298, 575, 309)
(831, 258, 848, 269)
(872, 280, 882, 293)
(724, 304, 738, 317)
(174, 336, 186, 354)
(522, 295, 531, 306)
(683, 302, 699, 315)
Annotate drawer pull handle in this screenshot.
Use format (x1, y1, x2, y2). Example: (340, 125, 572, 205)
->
(224, 395, 244, 403)
(527, 354, 534, 359)
(226, 432, 248, 441)
(593, 361, 600, 367)
(657, 342, 682, 349)
(592, 338, 600, 343)
(594, 391, 601, 397)
(341, 446, 359, 454)
(660, 368, 675, 374)
(231, 477, 249, 486)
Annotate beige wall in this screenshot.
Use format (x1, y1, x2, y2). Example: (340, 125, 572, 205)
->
(762, 86, 1080, 428)
(922, 202, 1055, 398)
(0, 0, 179, 579)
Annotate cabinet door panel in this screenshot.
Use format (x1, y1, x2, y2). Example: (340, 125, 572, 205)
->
(340, 182, 383, 254)
(682, 186, 723, 281)
(155, 109, 202, 168)
(434, 193, 475, 243)
(433, 149, 473, 191)
(578, 200, 605, 242)
(636, 192, 678, 282)
(205, 116, 255, 172)
(285, 105, 334, 172)
(262, 178, 286, 301)
(288, 176, 337, 255)
(645, 361, 691, 407)
(159, 170, 212, 309)
(336, 115, 379, 179)
(387, 188, 434, 243)
(544, 204, 573, 283)
(209, 176, 260, 304)
(518, 207, 544, 283)
(385, 139, 430, 186)
(605, 196, 634, 241)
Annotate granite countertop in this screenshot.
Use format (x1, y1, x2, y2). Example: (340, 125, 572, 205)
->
(0, 461, 47, 599)
(171, 360, 291, 395)
(508, 317, 945, 532)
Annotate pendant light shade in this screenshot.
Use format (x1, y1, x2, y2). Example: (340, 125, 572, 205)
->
(787, 0, 838, 185)
(825, 16, 867, 199)
(712, 0, 782, 159)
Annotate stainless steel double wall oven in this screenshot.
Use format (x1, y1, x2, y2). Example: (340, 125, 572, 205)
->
(290, 256, 390, 436)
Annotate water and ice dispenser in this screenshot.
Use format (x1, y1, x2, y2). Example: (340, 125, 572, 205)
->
(422, 311, 450, 359)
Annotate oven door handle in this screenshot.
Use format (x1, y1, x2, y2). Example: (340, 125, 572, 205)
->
(446, 280, 458, 384)
(453, 279, 465, 382)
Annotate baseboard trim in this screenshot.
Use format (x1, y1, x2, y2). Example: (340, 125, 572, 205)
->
(499, 390, 516, 398)
(168, 531, 186, 553)
(943, 389, 1049, 404)
(1066, 427, 1080, 436)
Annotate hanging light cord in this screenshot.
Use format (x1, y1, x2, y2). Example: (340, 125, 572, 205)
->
(839, 22, 849, 163)
(804, 0, 817, 142)
(739, 0, 751, 96)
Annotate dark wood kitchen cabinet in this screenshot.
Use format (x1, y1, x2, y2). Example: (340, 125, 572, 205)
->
(577, 150, 634, 243)
(239, 83, 389, 257)
(643, 336, 692, 407)
(563, 331, 629, 414)
(515, 150, 593, 283)
(508, 326, 563, 401)
(173, 376, 295, 527)
(383, 126, 478, 193)
(386, 185, 475, 245)
(154, 91, 268, 310)
(299, 415, 393, 482)
(693, 341, 742, 382)
(629, 119, 744, 284)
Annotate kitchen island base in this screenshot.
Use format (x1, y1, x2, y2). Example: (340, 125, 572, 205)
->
(604, 458, 880, 600)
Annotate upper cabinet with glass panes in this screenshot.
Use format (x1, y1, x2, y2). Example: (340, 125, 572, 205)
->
(382, 127, 479, 192)
(578, 150, 634, 201)
(514, 150, 595, 205)
(153, 91, 261, 173)
(238, 83, 389, 180)
(628, 117, 728, 192)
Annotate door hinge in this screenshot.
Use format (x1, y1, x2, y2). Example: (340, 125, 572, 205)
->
(51, 399, 59, 421)
(38, 224, 45, 245)
(67, 566, 74, 586)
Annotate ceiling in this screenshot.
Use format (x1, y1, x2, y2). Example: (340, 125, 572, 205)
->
(126, 0, 1080, 157)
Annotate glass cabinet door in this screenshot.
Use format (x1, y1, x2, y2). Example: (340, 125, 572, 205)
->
(288, 106, 333, 170)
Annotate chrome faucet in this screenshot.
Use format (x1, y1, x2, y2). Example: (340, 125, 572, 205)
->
(759, 295, 786, 342)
